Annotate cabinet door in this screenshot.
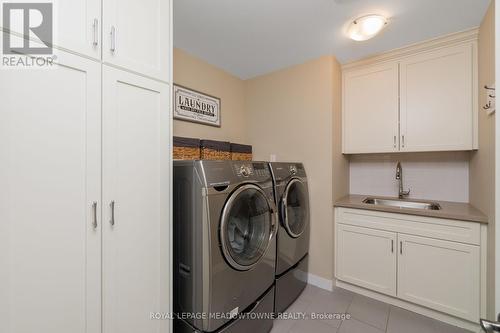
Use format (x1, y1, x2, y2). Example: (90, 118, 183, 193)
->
(398, 234, 480, 321)
(343, 62, 399, 154)
(0, 48, 101, 333)
(0, 0, 101, 59)
(336, 224, 397, 296)
(400, 43, 476, 152)
(102, 65, 170, 333)
(102, 0, 170, 82)
(56, 0, 102, 58)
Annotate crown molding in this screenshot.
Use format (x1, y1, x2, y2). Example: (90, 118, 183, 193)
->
(342, 27, 479, 71)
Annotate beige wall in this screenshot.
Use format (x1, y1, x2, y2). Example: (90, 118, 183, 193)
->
(245, 56, 346, 281)
(174, 49, 346, 281)
(173, 48, 248, 143)
(470, 0, 496, 319)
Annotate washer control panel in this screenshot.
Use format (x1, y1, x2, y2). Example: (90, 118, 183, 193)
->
(233, 163, 253, 177)
(233, 162, 270, 178)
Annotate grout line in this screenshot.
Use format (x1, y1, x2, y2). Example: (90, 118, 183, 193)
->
(385, 306, 392, 333)
(338, 293, 355, 331)
(343, 293, 391, 333)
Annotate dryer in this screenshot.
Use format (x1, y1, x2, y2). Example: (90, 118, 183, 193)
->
(269, 162, 310, 313)
(173, 160, 277, 333)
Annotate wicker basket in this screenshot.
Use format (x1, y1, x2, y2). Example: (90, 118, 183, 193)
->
(230, 143, 253, 161)
(200, 140, 231, 160)
(173, 136, 200, 160)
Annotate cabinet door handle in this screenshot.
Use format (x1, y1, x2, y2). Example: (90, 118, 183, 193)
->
(92, 19, 99, 46)
(92, 202, 98, 229)
(393, 135, 397, 148)
(402, 135, 405, 148)
(391, 239, 394, 253)
(109, 201, 115, 226)
(400, 241, 403, 255)
(110, 26, 116, 52)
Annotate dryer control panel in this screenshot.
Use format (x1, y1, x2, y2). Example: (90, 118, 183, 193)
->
(252, 162, 270, 177)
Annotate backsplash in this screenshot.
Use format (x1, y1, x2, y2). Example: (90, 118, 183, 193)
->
(349, 152, 470, 203)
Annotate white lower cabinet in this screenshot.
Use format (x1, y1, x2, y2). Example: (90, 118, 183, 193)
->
(102, 65, 170, 333)
(335, 208, 484, 324)
(336, 225, 397, 296)
(0, 51, 102, 333)
(397, 234, 480, 322)
(0, 51, 171, 333)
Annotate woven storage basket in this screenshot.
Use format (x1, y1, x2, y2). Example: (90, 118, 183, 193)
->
(173, 136, 200, 160)
(230, 143, 253, 161)
(200, 140, 231, 160)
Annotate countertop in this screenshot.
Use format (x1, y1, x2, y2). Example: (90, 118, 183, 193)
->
(334, 194, 488, 224)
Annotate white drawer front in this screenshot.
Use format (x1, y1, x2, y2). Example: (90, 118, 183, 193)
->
(336, 208, 481, 245)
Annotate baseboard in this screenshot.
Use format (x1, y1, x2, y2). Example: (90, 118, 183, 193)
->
(335, 279, 481, 333)
(307, 273, 333, 291)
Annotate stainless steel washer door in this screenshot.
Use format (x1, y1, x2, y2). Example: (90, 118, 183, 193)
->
(281, 178, 309, 238)
(220, 184, 276, 271)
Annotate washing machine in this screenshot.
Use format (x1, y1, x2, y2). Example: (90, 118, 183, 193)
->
(269, 162, 310, 313)
(173, 160, 278, 333)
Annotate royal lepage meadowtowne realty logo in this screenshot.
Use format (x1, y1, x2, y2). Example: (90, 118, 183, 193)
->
(2, 1, 55, 68)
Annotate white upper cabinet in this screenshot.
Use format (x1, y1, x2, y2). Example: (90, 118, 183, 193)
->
(400, 43, 476, 152)
(343, 63, 400, 153)
(56, 0, 102, 59)
(0, 0, 102, 59)
(103, 0, 170, 82)
(342, 31, 478, 154)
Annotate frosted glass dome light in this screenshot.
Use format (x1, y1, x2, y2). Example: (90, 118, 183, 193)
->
(348, 14, 388, 41)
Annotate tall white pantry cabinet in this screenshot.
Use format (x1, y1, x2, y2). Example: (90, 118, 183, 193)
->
(0, 0, 173, 332)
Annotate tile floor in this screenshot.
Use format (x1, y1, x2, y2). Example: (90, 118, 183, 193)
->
(270, 285, 473, 333)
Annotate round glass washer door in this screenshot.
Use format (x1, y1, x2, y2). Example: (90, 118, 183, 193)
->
(281, 178, 309, 238)
(220, 184, 276, 271)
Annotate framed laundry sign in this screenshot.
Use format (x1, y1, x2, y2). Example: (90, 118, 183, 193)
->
(173, 85, 221, 127)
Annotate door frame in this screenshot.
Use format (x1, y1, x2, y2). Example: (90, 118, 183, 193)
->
(495, 0, 500, 320)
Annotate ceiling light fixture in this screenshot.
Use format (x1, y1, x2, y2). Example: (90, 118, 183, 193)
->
(347, 14, 388, 41)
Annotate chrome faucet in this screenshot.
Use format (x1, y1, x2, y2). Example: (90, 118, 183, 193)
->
(395, 162, 410, 199)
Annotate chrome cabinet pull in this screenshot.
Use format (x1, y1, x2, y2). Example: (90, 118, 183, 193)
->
(92, 202, 98, 229)
(480, 318, 500, 332)
(400, 241, 403, 255)
(391, 239, 394, 253)
(393, 135, 397, 148)
(92, 19, 98, 46)
(402, 135, 405, 148)
(109, 201, 115, 226)
(110, 26, 116, 52)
